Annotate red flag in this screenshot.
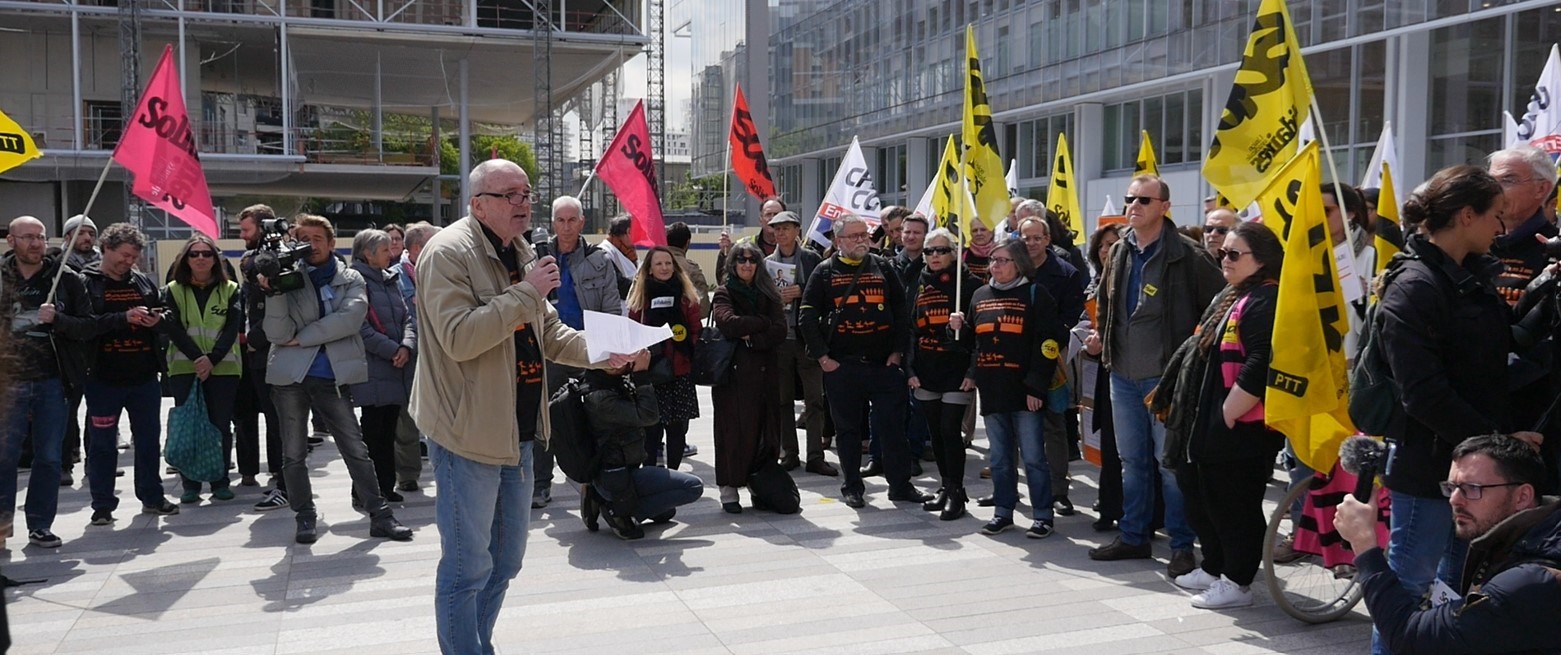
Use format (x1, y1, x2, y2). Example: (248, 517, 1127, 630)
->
(112, 45, 218, 238)
(595, 100, 666, 247)
(728, 84, 776, 200)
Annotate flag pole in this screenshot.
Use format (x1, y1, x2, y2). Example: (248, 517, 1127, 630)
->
(953, 148, 968, 340)
(722, 133, 732, 229)
(48, 156, 114, 303)
(1306, 96, 1363, 250)
(577, 168, 596, 198)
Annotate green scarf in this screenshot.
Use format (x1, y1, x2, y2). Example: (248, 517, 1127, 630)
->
(729, 276, 763, 310)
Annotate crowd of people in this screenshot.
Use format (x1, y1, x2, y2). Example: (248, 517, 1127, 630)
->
(5, 149, 1561, 653)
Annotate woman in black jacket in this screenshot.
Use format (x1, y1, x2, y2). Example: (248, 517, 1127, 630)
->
(710, 243, 788, 513)
(908, 228, 981, 520)
(1172, 221, 1285, 610)
(1375, 165, 1541, 646)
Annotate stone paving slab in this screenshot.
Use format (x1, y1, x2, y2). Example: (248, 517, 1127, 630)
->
(2, 390, 1371, 653)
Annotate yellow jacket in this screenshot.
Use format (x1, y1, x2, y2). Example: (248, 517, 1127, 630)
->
(409, 216, 593, 466)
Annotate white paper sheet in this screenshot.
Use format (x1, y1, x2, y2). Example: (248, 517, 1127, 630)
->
(582, 309, 673, 363)
(767, 260, 797, 286)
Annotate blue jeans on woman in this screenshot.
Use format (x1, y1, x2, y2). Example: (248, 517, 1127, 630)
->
(1371, 490, 1467, 655)
(986, 410, 1053, 522)
(1, 378, 67, 532)
(431, 439, 534, 655)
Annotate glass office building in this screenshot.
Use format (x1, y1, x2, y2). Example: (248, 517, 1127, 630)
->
(756, 0, 1561, 228)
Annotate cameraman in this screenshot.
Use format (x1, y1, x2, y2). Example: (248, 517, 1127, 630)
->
(260, 214, 412, 544)
(236, 205, 286, 505)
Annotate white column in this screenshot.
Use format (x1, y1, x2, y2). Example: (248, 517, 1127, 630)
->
(1395, 30, 1431, 188)
(905, 136, 930, 207)
(458, 58, 471, 211)
(800, 158, 822, 215)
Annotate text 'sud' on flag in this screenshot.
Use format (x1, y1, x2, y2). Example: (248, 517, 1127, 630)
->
(1202, 0, 1315, 209)
(962, 24, 1007, 233)
(1264, 149, 1355, 472)
(1047, 132, 1086, 246)
(112, 44, 218, 238)
(0, 106, 42, 175)
(595, 100, 667, 247)
(728, 83, 777, 201)
(914, 136, 964, 232)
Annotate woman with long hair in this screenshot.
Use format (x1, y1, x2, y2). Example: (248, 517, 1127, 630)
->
(348, 229, 416, 504)
(627, 246, 703, 470)
(1170, 221, 1286, 609)
(1081, 223, 1126, 532)
(163, 234, 244, 504)
(908, 228, 981, 520)
(709, 242, 787, 513)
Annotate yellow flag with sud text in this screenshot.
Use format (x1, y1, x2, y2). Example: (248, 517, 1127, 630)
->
(1373, 161, 1403, 276)
(1047, 133, 1086, 246)
(1203, 0, 1314, 209)
(962, 25, 1006, 232)
(1135, 130, 1160, 177)
(929, 136, 964, 232)
(0, 107, 42, 174)
(1266, 151, 1356, 472)
(1253, 141, 1321, 243)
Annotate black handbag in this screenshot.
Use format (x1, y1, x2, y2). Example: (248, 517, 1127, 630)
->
(692, 315, 737, 386)
(748, 459, 800, 514)
(1349, 261, 1410, 437)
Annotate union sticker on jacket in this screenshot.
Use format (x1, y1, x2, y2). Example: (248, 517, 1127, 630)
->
(651, 296, 676, 309)
(1427, 578, 1461, 608)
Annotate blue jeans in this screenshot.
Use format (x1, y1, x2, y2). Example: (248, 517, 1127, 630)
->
(598, 467, 704, 521)
(1372, 490, 1466, 655)
(431, 439, 534, 655)
(85, 379, 166, 512)
(2, 378, 67, 531)
(986, 410, 1053, 521)
(1110, 373, 1194, 549)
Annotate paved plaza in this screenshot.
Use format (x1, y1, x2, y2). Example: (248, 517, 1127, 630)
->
(4, 390, 1372, 654)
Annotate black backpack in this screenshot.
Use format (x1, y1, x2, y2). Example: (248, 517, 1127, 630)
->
(748, 460, 800, 514)
(546, 379, 598, 483)
(1349, 257, 1414, 437)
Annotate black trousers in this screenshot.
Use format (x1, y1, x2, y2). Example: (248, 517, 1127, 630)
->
(1178, 454, 1274, 587)
(359, 404, 402, 495)
(824, 361, 913, 495)
(919, 396, 969, 491)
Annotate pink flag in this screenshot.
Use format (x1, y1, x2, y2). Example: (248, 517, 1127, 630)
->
(594, 100, 666, 247)
(112, 44, 218, 238)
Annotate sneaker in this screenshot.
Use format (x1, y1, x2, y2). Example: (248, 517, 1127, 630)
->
(1089, 537, 1152, 561)
(142, 501, 180, 516)
(1173, 568, 1220, 591)
(254, 489, 288, 511)
(370, 515, 414, 541)
(1025, 520, 1055, 539)
(295, 514, 318, 544)
(396, 480, 420, 492)
(1168, 548, 1198, 578)
(89, 509, 114, 526)
(180, 490, 201, 505)
(1190, 578, 1254, 609)
(683, 443, 698, 457)
(27, 529, 62, 548)
(212, 487, 236, 501)
(608, 515, 644, 540)
(981, 516, 1014, 535)
(531, 488, 551, 509)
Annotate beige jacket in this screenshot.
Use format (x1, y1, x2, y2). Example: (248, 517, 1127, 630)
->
(409, 216, 593, 466)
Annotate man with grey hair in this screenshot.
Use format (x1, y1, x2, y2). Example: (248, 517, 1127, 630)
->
(413, 159, 640, 653)
(532, 194, 624, 507)
(391, 221, 440, 492)
(800, 212, 931, 508)
(1489, 146, 1560, 308)
(1202, 208, 1239, 257)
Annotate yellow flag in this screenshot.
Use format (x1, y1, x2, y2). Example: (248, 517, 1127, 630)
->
(1373, 161, 1403, 276)
(1135, 130, 1160, 177)
(1253, 141, 1321, 243)
(0, 107, 43, 175)
(962, 25, 1007, 232)
(1266, 152, 1356, 472)
(930, 136, 963, 231)
(1047, 133, 1086, 246)
(1203, 0, 1314, 209)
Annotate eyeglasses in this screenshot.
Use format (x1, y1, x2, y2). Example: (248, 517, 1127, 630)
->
(1204, 225, 1231, 235)
(1217, 248, 1251, 263)
(9, 234, 45, 243)
(924, 246, 955, 255)
(989, 256, 1015, 265)
(187, 250, 216, 259)
(733, 256, 760, 264)
(1124, 195, 1166, 206)
(1439, 480, 1524, 499)
(1496, 175, 1541, 187)
(837, 232, 870, 242)
(476, 191, 534, 205)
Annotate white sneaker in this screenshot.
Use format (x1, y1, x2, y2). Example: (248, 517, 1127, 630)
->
(1173, 568, 1219, 591)
(1191, 578, 1254, 609)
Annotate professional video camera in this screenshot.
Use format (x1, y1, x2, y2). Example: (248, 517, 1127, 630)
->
(250, 217, 312, 296)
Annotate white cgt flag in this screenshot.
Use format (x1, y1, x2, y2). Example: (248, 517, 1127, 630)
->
(806, 136, 882, 247)
(1360, 121, 1400, 191)
(1510, 44, 1561, 156)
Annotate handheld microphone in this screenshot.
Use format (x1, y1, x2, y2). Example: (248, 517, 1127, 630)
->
(1338, 435, 1388, 502)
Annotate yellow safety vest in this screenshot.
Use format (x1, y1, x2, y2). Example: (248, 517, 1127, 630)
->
(166, 280, 241, 377)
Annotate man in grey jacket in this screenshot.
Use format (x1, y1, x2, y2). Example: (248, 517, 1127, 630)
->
(261, 214, 413, 544)
(531, 195, 625, 507)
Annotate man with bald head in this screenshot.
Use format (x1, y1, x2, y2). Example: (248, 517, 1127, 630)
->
(1, 217, 94, 548)
(1202, 208, 1239, 257)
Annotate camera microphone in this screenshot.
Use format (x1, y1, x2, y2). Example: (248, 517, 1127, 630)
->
(1339, 435, 1388, 502)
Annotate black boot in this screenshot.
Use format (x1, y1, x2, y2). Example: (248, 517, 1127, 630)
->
(923, 487, 948, 512)
(940, 488, 967, 521)
(581, 483, 600, 532)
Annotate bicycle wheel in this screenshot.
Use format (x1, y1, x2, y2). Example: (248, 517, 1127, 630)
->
(1262, 480, 1365, 623)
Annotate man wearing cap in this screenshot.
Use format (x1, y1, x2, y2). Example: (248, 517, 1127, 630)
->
(767, 210, 837, 476)
(59, 214, 99, 486)
(61, 215, 100, 273)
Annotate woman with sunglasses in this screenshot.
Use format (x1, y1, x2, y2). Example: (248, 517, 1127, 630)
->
(348, 229, 415, 505)
(710, 243, 788, 513)
(966, 240, 1064, 538)
(162, 235, 244, 504)
(627, 247, 704, 471)
(1169, 221, 1286, 610)
(907, 228, 982, 520)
